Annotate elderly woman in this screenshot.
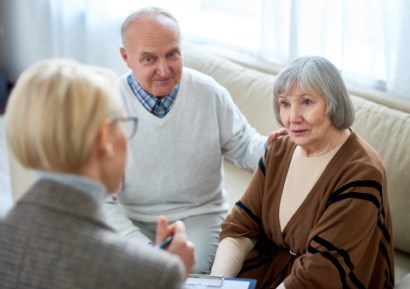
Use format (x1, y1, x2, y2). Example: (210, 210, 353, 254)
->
(0, 59, 194, 289)
(211, 56, 395, 289)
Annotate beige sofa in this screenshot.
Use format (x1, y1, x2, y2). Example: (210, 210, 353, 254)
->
(7, 44, 410, 287)
(183, 44, 410, 286)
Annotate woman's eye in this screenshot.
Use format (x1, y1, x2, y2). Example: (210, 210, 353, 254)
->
(279, 101, 290, 108)
(302, 99, 312, 105)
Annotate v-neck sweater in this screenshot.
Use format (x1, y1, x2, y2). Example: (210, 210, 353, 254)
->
(115, 67, 266, 222)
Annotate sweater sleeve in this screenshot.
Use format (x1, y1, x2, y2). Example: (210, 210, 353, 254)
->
(102, 196, 153, 244)
(211, 237, 256, 277)
(216, 85, 267, 170)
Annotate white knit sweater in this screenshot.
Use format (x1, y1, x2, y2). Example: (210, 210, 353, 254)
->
(107, 67, 266, 225)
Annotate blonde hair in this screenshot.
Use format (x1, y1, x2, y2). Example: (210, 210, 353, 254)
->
(6, 59, 122, 171)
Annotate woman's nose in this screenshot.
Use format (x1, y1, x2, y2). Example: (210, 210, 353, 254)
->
(289, 106, 302, 123)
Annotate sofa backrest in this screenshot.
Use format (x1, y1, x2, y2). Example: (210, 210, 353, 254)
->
(183, 44, 410, 254)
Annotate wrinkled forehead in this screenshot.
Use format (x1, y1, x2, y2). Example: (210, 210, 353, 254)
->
(127, 15, 180, 44)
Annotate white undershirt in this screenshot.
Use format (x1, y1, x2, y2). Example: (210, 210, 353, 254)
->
(279, 144, 342, 231)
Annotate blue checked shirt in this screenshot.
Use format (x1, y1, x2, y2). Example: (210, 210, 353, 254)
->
(127, 74, 179, 118)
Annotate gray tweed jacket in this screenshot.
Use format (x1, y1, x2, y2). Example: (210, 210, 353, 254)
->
(0, 179, 184, 289)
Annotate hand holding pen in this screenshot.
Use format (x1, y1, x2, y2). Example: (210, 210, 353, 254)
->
(156, 234, 173, 249)
(155, 216, 195, 278)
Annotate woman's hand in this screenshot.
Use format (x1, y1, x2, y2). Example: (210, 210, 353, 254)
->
(155, 216, 195, 278)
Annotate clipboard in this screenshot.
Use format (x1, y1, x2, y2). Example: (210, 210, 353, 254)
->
(184, 274, 256, 289)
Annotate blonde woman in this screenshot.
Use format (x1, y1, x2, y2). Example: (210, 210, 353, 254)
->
(0, 59, 194, 289)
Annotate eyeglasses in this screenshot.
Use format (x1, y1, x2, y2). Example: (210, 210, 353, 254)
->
(109, 116, 138, 140)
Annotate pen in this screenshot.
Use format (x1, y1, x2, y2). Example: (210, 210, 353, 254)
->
(157, 235, 173, 249)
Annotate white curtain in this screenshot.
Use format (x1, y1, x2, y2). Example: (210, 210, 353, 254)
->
(46, 0, 128, 74)
(2, 0, 409, 99)
(1, 0, 131, 80)
(387, 0, 410, 98)
(259, 0, 404, 96)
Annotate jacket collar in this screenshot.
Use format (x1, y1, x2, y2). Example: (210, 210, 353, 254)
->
(18, 179, 114, 232)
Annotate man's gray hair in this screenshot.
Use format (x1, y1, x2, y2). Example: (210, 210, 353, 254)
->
(273, 56, 355, 129)
(121, 7, 179, 47)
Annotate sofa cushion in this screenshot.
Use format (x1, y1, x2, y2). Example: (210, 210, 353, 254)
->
(183, 45, 280, 136)
(395, 273, 410, 289)
(351, 95, 410, 254)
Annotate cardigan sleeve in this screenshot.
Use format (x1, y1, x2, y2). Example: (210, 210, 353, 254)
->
(220, 148, 270, 241)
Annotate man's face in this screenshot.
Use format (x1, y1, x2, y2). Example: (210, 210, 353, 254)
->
(120, 16, 183, 98)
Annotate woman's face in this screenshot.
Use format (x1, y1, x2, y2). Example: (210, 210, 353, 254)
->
(278, 84, 337, 155)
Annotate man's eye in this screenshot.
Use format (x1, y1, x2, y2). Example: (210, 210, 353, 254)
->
(143, 56, 155, 64)
(167, 51, 180, 58)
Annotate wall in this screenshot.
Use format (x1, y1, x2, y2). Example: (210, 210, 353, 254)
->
(0, 0, 128, 86)
(0, 0, 56, 83)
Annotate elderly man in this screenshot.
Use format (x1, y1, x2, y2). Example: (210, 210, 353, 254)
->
(104, 6, 281, 273)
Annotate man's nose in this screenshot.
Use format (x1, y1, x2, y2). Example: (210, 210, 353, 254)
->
(156, 59, 171, 77)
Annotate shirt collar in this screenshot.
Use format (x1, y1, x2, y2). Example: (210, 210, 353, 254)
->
(127, 73, 179, 116)
(36, 170, 108, 203)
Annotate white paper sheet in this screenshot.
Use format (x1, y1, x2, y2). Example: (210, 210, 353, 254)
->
(184, 278, 251, 289)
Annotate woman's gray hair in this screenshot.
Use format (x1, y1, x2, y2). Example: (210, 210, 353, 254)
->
(121, 7, 180, 48)
(273, 56, 355, 129)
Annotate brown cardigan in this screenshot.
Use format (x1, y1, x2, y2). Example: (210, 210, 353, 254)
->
(220, 132, 395, 289)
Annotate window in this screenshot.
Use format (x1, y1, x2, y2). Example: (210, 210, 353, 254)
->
(139, 0, 407, 98)
(8, 0, 408, 99)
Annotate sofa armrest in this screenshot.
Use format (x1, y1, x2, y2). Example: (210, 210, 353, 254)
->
(223, 160, 254, 209)
(395, 273, 410, 288)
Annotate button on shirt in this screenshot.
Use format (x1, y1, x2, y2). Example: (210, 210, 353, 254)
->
(127, 74, 179, 118)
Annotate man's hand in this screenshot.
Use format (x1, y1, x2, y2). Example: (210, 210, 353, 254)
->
(267, 128, 288, 147)
(155, 216, 195, 278)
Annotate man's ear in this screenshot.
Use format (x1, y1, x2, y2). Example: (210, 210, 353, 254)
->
(120, 47, 128, 63)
